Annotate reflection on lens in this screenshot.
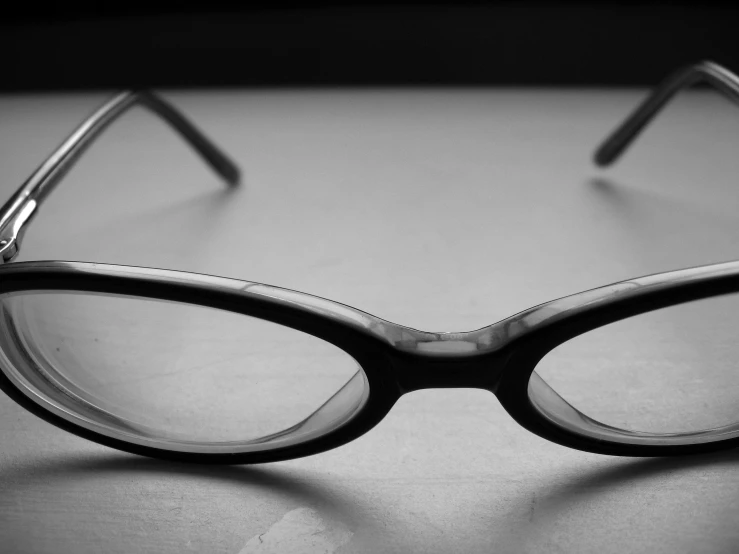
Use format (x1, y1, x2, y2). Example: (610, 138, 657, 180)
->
(0, 291, 366, 450)
(532, 294, 739, 435)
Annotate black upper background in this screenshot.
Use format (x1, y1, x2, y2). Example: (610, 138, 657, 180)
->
(2, 2, 738, 90)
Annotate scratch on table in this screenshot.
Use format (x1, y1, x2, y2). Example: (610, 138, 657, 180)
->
(239, 507, 353, 553)
(529, 493, 537, 523)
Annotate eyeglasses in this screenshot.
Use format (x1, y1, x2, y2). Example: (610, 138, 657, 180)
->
(1, 61, 738, 464)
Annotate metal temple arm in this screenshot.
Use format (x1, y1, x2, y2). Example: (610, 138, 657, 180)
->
(594, 61, 739, 167)
(0, 91, 240, 262)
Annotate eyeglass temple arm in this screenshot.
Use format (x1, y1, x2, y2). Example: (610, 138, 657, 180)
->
(0, 90, 240, 263)
(594, 61, 739, 167)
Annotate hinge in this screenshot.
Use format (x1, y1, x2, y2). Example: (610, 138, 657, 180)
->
(0, 200, 37, 264)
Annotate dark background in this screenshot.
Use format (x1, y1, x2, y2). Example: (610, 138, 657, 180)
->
(2, 2, 738, 90)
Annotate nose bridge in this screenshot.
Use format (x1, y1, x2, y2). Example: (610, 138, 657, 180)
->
(390, 347, 510, 393)
(376, 320, 513, 393)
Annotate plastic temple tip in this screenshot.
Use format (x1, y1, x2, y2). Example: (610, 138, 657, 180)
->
(593, 61, 739, 168)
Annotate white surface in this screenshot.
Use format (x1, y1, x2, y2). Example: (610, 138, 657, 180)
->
(1, 88, 739, 552)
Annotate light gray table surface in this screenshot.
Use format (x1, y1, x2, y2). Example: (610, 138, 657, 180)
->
(1, 87, 739, 553)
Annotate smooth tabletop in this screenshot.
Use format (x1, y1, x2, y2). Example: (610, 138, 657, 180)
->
(1, 87, 739, 553)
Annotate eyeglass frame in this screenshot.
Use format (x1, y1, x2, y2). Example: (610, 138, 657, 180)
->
(0, 61, 737, 465)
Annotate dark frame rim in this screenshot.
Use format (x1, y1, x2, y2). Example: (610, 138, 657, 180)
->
(2, 260, 739, 463)
(496, 260, 739, 457)
(0, 261, 403, 464)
